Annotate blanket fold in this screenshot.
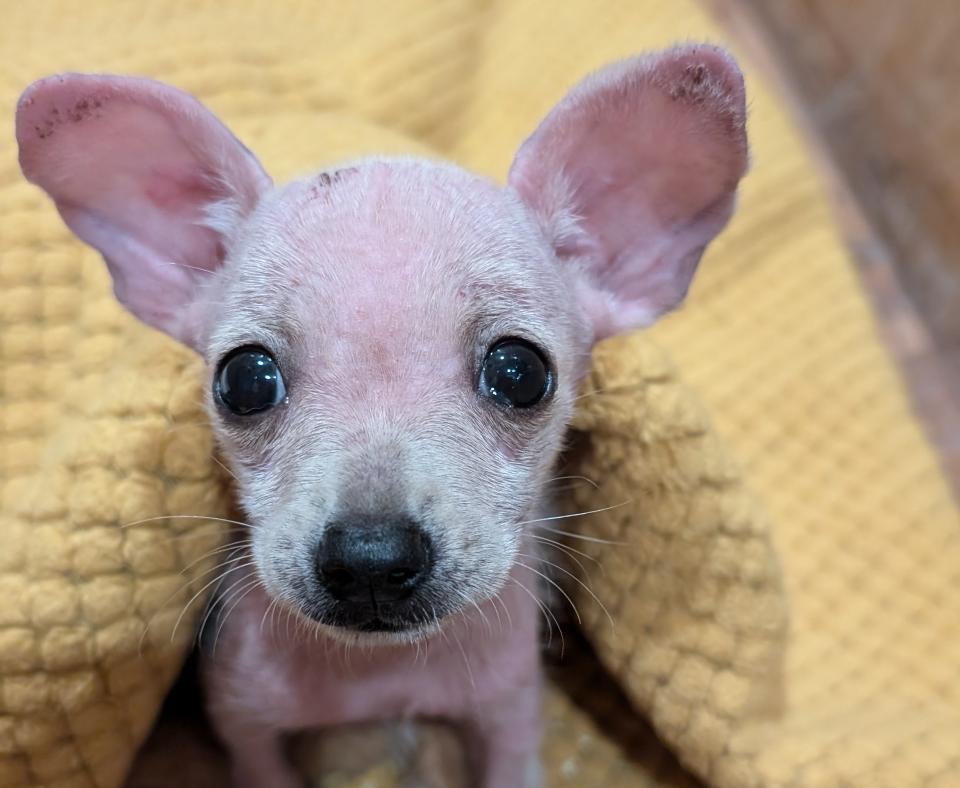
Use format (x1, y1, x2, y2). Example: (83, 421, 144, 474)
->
(2, 1, 959, 787)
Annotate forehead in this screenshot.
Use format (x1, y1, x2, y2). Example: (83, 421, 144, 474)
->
(212, 160, 567, 357)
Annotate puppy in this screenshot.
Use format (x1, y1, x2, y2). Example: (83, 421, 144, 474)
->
(16, 44, 747, 788)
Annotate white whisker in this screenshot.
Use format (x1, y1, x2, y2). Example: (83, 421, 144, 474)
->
(546, 474, 599, 489)
(516, 500, 632, 529)
(171, 560, 256, 643)
(137, 546, 252, 653)
(528, 533, 599, 576)
(210, 452, 239, 481)
(515, 560, 582, 626)
(508, 575, 563, 656)
(518, 553, 615, 635)
(211, 576, 263, 655)
(260, 595, 280, 637)
(120, 514, 258, 530)
(163, 260, 213, 275)
(453, 630, 476, 692)
(537, 526, 627, 546)
(180, 538, 252, 574)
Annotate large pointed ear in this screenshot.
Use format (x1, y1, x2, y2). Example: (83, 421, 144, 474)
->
(16, 74, 271, 347)
(509, 45, 748, 341)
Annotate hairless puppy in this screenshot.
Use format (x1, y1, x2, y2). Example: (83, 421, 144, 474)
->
(17, 44, 748, 788)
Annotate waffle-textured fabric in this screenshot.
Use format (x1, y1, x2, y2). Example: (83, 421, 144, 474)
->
(1, 1, 958, 787)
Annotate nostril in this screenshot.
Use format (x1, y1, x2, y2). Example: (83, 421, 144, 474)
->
(386, 567, 419, 587)
(320, 563, 356, 590)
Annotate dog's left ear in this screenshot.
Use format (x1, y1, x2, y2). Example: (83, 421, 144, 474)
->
(17, 74, 272, 347)
(509, 45, 748, 341)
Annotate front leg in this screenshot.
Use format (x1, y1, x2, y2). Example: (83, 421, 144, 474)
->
(200, 583, 305, 788)
(463, 682, 543, 788)
(210, 716, 303, 788)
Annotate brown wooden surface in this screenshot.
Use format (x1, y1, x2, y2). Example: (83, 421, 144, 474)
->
(707, 0, 960, 497)
(710, 0, 960, 345)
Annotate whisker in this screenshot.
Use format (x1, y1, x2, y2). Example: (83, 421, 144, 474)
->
(482, 592, 505, 634)
(515, 560, 582, 626)
(414, 635, 426, 668)
(508, 575, 563, 656)
(431, 605, 450, 650)
(531, 531, 603, 564)
(518, 553, 616, 635)
(260, 596, 280, 636)
(137, 546, 253, 653)
(452, 630, 477, 692)
(170, 560, 256, 643)
(516, 500, 632, 528)
(211, 576, 263, 655)
(528, 534, 598, 576)
(196, 592, 226, 650)
(128, 528, 244, 570)
(536, 526, 627, 546)
(163, 260, 213, 275)
(493, 592, 514, 632)
(546, 474, 599, 490)
(270, 595, 283, 638)
(194, 555, 258, 648)
(572, 387, 614, 403)
(547, 482, 597, 495)
(120, 514, 258, 530)
(466, 596, 493, 637)
(295, 605, 312, 646)
(180, 538, 252, 575)
(210, 452, 239, 482)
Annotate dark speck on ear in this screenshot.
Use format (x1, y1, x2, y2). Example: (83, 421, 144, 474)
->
(67, 95, 105, 122)
(35, 121, 54, 139)
(669, 63, 719, 103)
(34, 94, 107, 139)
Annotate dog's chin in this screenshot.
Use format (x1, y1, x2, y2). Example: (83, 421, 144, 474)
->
(337, 620, 440, 645)
(304, 615, 444, 646)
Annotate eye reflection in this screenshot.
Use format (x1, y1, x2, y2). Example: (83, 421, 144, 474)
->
(215, 346, 286, 415)
(480, 339, 551, 408)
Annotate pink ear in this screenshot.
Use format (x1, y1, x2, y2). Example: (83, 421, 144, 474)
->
(16, 74, 271, 346)
(509, 45, 748, 341)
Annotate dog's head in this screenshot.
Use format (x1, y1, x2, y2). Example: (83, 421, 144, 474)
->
(17, 46, 747, 640)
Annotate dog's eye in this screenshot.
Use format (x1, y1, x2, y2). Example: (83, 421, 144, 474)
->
(214, 346, 286, 416)
(480, 338, 552, 408)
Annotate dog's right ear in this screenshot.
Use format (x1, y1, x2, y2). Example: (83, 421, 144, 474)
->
(17, 74, 271, 347)
(509, 45, 748, 342)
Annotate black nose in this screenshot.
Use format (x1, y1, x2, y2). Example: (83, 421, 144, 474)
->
(317, 518, 433, 605)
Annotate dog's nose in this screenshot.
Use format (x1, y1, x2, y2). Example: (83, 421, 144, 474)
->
(317, 518, 433, 604)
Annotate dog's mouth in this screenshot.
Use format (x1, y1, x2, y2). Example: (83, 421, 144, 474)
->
(355, 617, 408, 633)
(295, 594, 452, 642)
(305, 608, 445, 644)
(327, 606, 428, 633)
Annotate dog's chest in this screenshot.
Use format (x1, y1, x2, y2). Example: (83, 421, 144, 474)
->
(204, 577, 542, 731)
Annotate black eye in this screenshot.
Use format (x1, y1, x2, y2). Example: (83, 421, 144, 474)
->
(214, 346, 287, 416)
(480, 338, 552, 408)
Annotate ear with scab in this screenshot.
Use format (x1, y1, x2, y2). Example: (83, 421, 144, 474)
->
(509, 44, 749, 341)
(16, 74, 271, 347)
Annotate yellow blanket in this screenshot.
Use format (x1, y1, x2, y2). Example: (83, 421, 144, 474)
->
(2, 1, 959, 787)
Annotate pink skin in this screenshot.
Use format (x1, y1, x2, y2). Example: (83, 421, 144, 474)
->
(16, 45, 748, 788)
